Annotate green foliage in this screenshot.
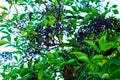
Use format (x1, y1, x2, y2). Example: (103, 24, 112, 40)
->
(0, 40, 9, 46)
(112, 9, 119, 14)
(0, 0, 120, 80)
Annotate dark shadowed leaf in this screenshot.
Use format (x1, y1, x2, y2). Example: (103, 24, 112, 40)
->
(112, 5, 118, 8)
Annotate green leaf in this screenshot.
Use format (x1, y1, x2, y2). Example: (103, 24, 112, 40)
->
(1, 34, 11, 42)
(99, 35, 106, 49)
(7, 34, 11, 42)
(1, 36, 7, 40)
(1, 11, 7, 18)
(68, 38, 76, 44)
(101, 62, 109, 76)
(94, 0, 100, 2)
(67, 59, 76, 63)
(100, 42, 115, 51)
(92, 8, 98, 16)
(65, 0, 74, 6)
(35, 0, 39, 3)
(112, 9, 119, 14)
(65, 10, 74, 15)
(20, 30, 27, 35)
(0, 6, 8, 10)
(112, 5, 118, 8)
(113, 35, 120, 42)
(23, 73, 34, 80)
(72, 52, 88, 62)
(72, 52, 86, 56)
(0, 40, 8, 46)
(1, 30, 9, 34)
(0, 24, 9, 27)
(18, 0, 23, 3)
(102, 73, 109, 79)
(60, 59, 76, 66)
(28, 61, 32, 68)
(20, 68, 31, 77)
(92, 54, 104, 61)
(72, 6, 77, 11)
(84, 40, 99, 52)
(20, 62, 24, 68)
(78, 56, 88, 62)
(82, 14, 91, 24)
(101, 9, 110, 17)
(97, 60, 107, 67)
(43, 19, 48, 26)
(49, 16, 56, 25)
(84, 15, 90, 20)
(20, 13, 26, 20)
(38, 68, 44, 80)
(110, 66, 120, 78)
(14, 56, 18, 61)
(110, 59, 120, 65)
(14, 36, 18, 41)
(0, 28, 4, 32)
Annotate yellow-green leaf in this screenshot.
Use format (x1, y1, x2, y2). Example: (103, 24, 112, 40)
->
(18, 0, 23, 3)
(72, 52, 87, 56)
(72, 52, 88, 62)
(100, 42, 115, 51)
(92, 54, 104, 61)
(49, 16, 56, 25)
(20, 30, 27, 35)
(0, 6, 8, 10)
(97, 60, 107, 67)
(102, 73, 109, 79)
(78, 56, 88, 62)
(0, 40, 8, 46)
(38, 68, 44, 80)
(99, 35, 106, 49)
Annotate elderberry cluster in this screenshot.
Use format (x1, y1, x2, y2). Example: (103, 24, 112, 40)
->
(22, 43, 40, 62)
(77, 17, 120, 42)
(0, 52, 12, 60)
(0, 52, 12, 66)
(28, 23, 63, 49)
